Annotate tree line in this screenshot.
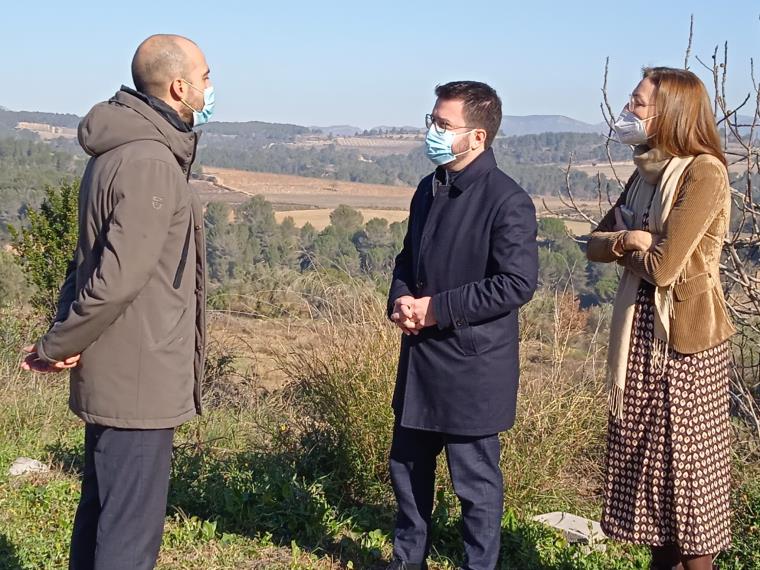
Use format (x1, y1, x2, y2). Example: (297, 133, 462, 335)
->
(196, 133, 622, 196)
(0, 138, 83, 240)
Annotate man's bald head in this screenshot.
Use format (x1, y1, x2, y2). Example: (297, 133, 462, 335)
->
(131, 35, 201, 98)
(131, 34, 210, 125)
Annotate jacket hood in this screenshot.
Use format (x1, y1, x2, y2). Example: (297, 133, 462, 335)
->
(78, 88, 197, 171)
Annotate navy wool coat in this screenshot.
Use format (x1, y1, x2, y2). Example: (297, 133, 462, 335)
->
(388, 148, 539, 436)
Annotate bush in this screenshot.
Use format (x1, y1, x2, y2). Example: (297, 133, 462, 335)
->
(0, 250, 30, 307)
(718, 476, 760, 569)
(8, 182, 78, 320)
(278, 301, 398, 502)
(276, 286, 609, 514)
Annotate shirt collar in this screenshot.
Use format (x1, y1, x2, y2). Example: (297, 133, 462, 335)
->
(435, 147, 497, 194)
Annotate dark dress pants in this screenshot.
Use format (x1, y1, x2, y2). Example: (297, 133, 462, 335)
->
(390, 423, 503, 570)
(69, 423, 174, 570)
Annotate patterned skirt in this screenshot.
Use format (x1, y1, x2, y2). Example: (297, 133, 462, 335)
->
(601, 283, 732, 555)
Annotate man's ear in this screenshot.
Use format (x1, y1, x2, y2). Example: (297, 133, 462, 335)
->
(473, 129, 487, 149)
(168, 78, 187, 102)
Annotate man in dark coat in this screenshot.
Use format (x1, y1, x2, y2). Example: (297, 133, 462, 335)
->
(386, 81, 539, 570)
(21, 35, 212, 570)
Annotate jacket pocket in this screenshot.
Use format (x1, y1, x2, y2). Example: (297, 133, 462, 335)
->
(470, 315, 517, 354)
(674, 272, 713, 301)
(454, 326, 478, 356)
(147, 305, 189, 350)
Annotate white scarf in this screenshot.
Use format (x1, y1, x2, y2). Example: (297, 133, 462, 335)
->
(606, 148, 695, 419)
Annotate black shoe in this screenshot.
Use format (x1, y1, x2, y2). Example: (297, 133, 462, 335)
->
(386, 559, 424, 570)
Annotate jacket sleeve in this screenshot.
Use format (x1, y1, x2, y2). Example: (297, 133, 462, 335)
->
(387, 191, 418, 319)
(623, 160, 728, 287)
(586, 174, 636, 263)
(431, 189, 538, 329)
(52, 257, 78, 323)
(37, 159, 177, 362)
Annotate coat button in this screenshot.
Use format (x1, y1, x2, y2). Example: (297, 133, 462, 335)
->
(417, 280, 424, 289)
(455, 320, 464, 327)
(194, 225, 201, 231)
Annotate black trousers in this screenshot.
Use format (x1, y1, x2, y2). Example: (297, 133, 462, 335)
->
(389, 423, 503, 570)
(69, 424, 175, 570)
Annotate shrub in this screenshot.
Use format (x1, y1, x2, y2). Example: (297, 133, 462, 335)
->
(8, 182, 78, 320)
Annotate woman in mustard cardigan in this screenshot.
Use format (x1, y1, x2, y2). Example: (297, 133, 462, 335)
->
(587, 67, 735, 570)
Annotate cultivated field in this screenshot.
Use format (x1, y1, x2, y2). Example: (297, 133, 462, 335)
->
(200, 167, 415, 211)
(572, 149, 749, 179)
(196, 167, 602, 234)
(288, 135, 423, 157)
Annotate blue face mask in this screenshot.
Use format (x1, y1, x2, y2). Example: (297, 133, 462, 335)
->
(424, 125, 474, 166)
(181, 80, 216, 127)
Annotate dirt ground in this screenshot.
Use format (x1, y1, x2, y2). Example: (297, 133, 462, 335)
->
(201, 167, 415, 211)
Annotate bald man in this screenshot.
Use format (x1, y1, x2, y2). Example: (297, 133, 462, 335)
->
(21, 35, 213, 570)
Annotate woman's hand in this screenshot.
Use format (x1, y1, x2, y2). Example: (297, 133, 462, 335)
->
(622, 230, 658, 252)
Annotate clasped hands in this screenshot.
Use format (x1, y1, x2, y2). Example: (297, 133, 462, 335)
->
(390, 295, 437, 336)
(614, 207, 660, 252)
(20, 345, 80, 374)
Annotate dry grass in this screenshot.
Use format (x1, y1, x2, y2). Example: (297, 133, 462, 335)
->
(201, 167, 414, 211)
(571, 161, 636, 182)
(562, 219, 593, 235)
(205, 314, 329, 393)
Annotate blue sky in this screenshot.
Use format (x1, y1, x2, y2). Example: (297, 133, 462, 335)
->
(3, 0, 758, 128)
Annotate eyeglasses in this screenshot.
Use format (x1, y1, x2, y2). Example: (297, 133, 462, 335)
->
(425, 113, 474, 135)
(626, 94, 656, 112)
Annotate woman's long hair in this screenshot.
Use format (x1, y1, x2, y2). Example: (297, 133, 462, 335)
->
(644, 67, 727, 166)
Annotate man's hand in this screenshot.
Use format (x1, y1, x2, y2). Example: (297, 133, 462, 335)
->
(20, 345, 80, 373)
(622, 230, 658, 252)
(391, 296, 420, 336)
(410, 296, 437, 329)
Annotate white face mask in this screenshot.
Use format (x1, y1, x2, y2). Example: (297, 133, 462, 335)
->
(613, 108, 656, 146)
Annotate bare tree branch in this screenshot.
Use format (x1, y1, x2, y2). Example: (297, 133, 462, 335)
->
(684, 14, 694, 70)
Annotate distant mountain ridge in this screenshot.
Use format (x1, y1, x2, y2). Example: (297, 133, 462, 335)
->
(501, 115, 604, 136)
(5, 103, 756, 141)
(310, 125, 362, 137)
(313, 118, 607, 137)
(0, 107, 81, 138)
(0, 108, 80, 129)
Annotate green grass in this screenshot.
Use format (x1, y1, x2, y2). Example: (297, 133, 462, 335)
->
(0, 363, 640, 569)
(0, 299, 758, 569)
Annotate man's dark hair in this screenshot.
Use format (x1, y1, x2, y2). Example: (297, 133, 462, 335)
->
(435, 81, 502, 148)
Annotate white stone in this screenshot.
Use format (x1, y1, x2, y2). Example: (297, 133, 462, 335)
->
(8, 457, 50, 477)
(532, 512, 607, 551)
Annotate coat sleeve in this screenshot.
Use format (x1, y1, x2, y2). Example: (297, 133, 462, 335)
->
(585, 174, 636, 263)
(431, 189, 538, 329)
(387, 189, 418, 319)
(52, 257, 78, 323)
(623, 160, 728, 287)
(36, 159, 177, 362)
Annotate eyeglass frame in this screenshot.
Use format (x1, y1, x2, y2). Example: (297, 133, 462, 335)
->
(425, 113, 477, 135)
(626, 93, 656, 112)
